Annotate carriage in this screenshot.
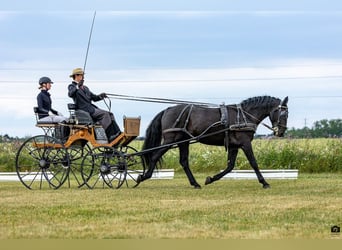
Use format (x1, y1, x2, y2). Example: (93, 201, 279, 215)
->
(15, 102, 145, 190)
(15, 95, 289, 190)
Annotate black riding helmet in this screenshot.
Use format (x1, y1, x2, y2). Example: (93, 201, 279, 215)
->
(39, 76, 53, 85)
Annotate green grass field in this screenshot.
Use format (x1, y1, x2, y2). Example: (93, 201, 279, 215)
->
(1, 173, 341, 239)
(1, 138, 342, 239)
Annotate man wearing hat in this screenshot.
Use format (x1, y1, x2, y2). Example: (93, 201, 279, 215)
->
(37, 76, 65, 123)
(68, 68, 121, 142)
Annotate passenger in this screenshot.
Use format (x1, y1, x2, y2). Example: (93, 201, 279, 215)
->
(67, 68, 121, 141)
(37, 76, 66, 123)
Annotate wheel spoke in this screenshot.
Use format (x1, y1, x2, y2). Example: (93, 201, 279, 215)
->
(119, 146, 145, 188)
(81, 146, 127, 189)
(67, 143, 92, 188)
(15, 135, 70, 190)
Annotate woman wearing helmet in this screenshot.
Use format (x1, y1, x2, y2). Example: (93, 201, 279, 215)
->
(37, 76, 66, 123)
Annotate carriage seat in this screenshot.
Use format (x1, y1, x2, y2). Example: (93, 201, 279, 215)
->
(67, 103, 94, 125)
(34, 107, 60, 125)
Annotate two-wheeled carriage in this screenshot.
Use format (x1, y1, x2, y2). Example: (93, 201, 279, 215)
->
(15, 102, 144, 190)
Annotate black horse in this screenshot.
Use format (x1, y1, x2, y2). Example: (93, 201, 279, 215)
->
(138, 95, 289, 189)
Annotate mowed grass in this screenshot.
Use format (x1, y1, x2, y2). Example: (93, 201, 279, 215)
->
(1, 173, 341, 239)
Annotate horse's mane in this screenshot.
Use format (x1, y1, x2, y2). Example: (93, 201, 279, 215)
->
(240, 95, 280, 109)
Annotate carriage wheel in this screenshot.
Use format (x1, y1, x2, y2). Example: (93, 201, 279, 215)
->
(15, 135, 70, 190)
(119, 145, 146, 188)
(67, 142, 92, 188)
(80, 146, 127, 189)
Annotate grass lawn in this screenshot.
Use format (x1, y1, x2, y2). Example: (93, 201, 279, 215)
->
(0, 173, 341, 239)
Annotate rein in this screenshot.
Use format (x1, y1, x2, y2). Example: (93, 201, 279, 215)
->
(239, 108, 276, 133)
(105, 93, 218, 107)
(105, 93, 277, 133)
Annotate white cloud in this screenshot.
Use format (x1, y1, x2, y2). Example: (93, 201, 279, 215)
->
(1, 5, 342, 136)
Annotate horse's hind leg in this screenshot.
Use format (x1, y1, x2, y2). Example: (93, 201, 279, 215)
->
(179, 143, 201, 189)
(205, 147, 238, 185)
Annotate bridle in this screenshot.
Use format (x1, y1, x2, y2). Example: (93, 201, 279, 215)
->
(240, 104, 288, 135)
(269, 105, 289, 136)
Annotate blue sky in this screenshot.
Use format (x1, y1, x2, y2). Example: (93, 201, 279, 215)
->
(1, 0, 342, 137)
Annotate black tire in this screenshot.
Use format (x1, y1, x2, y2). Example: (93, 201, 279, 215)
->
(15, 135, 70, 190)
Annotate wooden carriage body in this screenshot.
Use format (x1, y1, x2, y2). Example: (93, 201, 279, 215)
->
(15, 104, 143, 190)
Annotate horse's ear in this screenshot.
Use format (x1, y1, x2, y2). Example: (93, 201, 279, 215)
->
(281, 96, 288, 106)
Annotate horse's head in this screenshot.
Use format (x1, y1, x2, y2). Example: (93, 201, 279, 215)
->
(269, 96, 289, 137)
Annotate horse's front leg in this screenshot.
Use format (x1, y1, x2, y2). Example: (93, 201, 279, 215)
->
(179, 143, 201, 189)
(241, 143, 270, 189)
(205, 147, 238, 185)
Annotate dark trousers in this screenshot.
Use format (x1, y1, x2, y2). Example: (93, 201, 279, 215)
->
(91, 108, 121, 137)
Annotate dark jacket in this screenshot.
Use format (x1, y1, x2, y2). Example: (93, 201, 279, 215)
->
(68, 81, 103, 115)
(37, 90, 57, 119)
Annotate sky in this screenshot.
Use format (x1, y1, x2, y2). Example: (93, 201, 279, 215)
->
(1, 0, 342, 137)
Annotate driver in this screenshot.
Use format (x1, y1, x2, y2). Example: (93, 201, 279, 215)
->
(67, 68, 121, 141)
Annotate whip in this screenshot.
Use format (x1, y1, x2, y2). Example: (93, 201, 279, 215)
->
(83, 11, 97, 74)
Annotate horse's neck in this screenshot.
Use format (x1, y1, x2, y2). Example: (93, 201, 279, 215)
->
(242, 106, 273, 125)
(237, 96, 281, 125)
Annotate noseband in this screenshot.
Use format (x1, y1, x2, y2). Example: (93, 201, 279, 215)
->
(270, 105, 288, 135)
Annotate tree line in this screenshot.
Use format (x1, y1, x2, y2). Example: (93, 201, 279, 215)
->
(0, 134, 23, 143)
(286, 119, 342, 138)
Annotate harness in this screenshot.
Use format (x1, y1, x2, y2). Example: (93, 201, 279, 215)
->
(163, 105, 197, 138)
(162, 104, 258, 150)
(220, 103, 229, 149)
(105, 93, 286, 136)
(229, 104, 257, 131)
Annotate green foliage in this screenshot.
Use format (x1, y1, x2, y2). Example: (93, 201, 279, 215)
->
(2, 138, 342, 173)
(252, 139, 342, 172)
(287, 118, 342, 138)
(162, 138, 342, 173)
(0, 142, 20, 172)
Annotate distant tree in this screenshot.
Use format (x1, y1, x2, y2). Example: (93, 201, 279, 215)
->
(286, 127, 312, 138)
(286, 119, 342, 138)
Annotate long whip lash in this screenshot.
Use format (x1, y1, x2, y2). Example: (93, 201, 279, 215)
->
(83, 11, 97, 73)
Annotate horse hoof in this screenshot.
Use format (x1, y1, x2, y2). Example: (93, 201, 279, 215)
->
(263, 183, 271, 189)
(132, 181, 141, 188)
(136, 175, 143, 183)
(194, 185, 201, 189)
(205, 176, 212, 185)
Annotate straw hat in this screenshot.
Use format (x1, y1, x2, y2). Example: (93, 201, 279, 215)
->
(69, 68, 84, 78)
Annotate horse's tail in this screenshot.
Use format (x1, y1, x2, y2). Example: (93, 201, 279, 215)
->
(142, 110, 165, 167)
